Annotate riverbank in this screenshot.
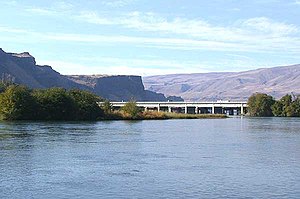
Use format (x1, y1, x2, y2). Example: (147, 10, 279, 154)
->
(0, 84, 227, 121)
(102, 111, 227, 120)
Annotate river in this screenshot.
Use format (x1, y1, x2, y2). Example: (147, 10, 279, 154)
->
(0, 117, 299, 199)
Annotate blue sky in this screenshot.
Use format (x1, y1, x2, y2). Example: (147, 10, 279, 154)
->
(0, 0, 300, 76)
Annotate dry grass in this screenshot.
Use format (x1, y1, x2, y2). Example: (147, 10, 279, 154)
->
(164, 112, 227, 119)
(139, 111, 168, 119)
(103, 111, 227, 120)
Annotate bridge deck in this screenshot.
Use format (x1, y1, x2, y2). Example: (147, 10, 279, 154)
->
(101, 101, 248, 115)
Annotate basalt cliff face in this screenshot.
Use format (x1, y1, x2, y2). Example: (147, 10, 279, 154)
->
(0, 48, 167, 101)
(67, 75, 167, 101)
(0, 48, 85, 90)
(143, 64, 300, 101)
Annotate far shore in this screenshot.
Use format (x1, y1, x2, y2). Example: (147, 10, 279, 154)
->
(101, 111, 228, 120)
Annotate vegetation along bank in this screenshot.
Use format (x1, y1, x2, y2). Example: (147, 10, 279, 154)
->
(247, 93, 300, 117)
(0, 83, 226, 121)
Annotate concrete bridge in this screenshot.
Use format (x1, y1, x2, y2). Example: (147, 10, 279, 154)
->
(108, 101, 248, 115)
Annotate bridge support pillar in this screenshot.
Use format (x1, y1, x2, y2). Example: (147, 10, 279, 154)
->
(144, 107, 148, 112)
(241, 104, 244, 115)
(157, 104, 160, 112)
(195, 106, 198, 114)
(212, 106, 215, 114)
(168, 106, 172, 113)
(185, 106, 188, 114)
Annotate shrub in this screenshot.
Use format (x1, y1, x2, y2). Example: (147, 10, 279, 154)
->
(0, 85, 37, 120)
(68, 89, 104, 120)
(247, 93, 275, 117)
(101, 100, 113, 115)
(121, 101, 141, 119)
(32, 88, 76, 120)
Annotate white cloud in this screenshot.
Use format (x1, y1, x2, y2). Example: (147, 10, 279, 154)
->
(22, 5, 300, 54)
(25, 7, 57, 16)
(2, 19, 300, 54)
(0, 25, 28, 33)
(53, 1, 74, 10)
(101, 0, 135, 7)
(2, 0, 18, 6)
(76, 11, 299, 44)
(80, 56, 208, 70)
(76, 11, 116, 25)
(25, 2, 74, 16)
(2, 8, 300, 75)
(295, 0, 300, 5)
(38, 60, 209, 76)
(39, 31, 300, 54)
(39, 33, 253, 52)
(241, 17, 298, 36)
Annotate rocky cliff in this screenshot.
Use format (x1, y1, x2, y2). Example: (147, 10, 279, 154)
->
(0, 48, 167, 101)
(143, 64, 300, 101)
(67, 75, 167, 101)
(0, 48, 85, 90)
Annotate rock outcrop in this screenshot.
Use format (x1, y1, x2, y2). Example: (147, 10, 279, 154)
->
(68, 75, 167, 101)
(0, 48, 167, 101)
(0, 48, 85, 90)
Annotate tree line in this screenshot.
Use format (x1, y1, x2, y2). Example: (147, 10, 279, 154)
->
(2, 82, 299, 120)
(247, 93, 300, 117)
(0, 83, 151, 121)
(0, 83, 104, 120)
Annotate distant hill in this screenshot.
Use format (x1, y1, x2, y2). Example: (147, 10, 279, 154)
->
(0, 48, 167, 101)
(143, 65, 300, 101)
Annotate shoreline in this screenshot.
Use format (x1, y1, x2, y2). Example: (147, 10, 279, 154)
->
(0, 113, 228, 122)
(101, 112, 228, 121)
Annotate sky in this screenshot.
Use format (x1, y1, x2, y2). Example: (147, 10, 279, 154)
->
(0, 0, 300, 76)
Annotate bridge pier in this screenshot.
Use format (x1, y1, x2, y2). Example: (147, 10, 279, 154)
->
(241, 104, 244, 115)
(211, 106, 215, 114)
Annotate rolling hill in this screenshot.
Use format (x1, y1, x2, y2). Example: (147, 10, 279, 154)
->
(143, 65, 300, 101)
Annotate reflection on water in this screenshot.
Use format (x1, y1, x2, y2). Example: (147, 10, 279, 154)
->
(0, 118, 299, 199)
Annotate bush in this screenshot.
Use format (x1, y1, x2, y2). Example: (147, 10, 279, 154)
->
(121, 101, 141, 119)
(68, 89, 104, 120)
(140, 111, 167, 119)
(0, 85, 37, 120)
(0, 83, 6, 93)
(32, 88, 76, 120)
(271, 94, 292, 116)
(0, 84, 107, 121)
(101, 100, 113, 115)
(285, 97, 300, 117)
(247, 93, 275, 117)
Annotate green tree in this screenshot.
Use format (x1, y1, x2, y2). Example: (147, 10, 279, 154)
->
(101, 100, 113, 115)
(0, 81, 14, 93)
(0, 85, 37, 120)
(271, 101, 284, 116)
(247, 93, 275, 117)
(68, 89, 104, 120)
(271, 94, 292, 116)
(121, 100, 141, 119)
(0, 83, 6, 93)
(285, 96, 300, 117)
(33, 88, 76, 120)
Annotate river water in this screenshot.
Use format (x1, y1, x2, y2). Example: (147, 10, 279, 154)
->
(0, 118, 299, 199)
